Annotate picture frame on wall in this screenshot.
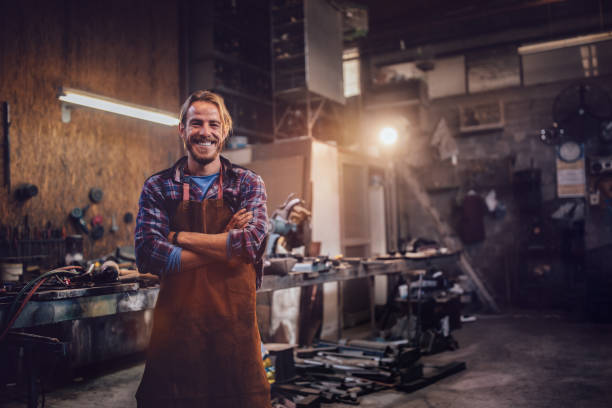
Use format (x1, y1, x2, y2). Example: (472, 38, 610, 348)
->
(459, 100, 505, 133)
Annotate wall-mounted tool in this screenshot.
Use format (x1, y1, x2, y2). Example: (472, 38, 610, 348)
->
(90, 215, 104, 241)
(69, 204, 90, 234)
(91, 225, 104, 241)
(89, 187, 104, 203)
(2, 102, 10, 192)
(110, 214, 118, 233)
(91, 215, 104, 227)
(14, 183, 38, 201)
(123, 212, 134, 224)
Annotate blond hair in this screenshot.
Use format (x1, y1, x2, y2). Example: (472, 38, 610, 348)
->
(179, 90, 233, 142)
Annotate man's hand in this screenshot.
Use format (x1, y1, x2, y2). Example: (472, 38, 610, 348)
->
(224, 208, 252, 232)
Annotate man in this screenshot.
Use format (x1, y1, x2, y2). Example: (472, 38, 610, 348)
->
(134, 90, 271, 407)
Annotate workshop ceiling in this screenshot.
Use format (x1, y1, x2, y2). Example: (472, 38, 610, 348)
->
(353, 0, 610, 55)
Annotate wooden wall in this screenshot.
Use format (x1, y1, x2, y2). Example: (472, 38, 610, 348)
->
(0, 0, 181, 258)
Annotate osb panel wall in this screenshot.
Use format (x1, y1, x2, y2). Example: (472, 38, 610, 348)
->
(0, 0, 181, 258)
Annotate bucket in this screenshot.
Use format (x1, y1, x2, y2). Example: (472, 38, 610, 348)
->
(1, 263, 23, 282)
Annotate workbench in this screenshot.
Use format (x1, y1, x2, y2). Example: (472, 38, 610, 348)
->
(260, 252, 459, 339)
(0, 252, 458, 407)
(1, 252, 458, 331)
(0, 283, 160, 408)
(260, 252, 459, 292)
(0, 283, 158, 330)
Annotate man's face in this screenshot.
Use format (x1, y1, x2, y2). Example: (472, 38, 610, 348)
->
(179, 101, 224, 166)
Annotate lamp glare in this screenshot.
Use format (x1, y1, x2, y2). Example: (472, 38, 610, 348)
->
(379, 127, 398, 145)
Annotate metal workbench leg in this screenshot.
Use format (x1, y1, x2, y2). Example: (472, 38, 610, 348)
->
(369, 276, 376, 335)
(337, 281, 343, 341)
(24, 343, 40, 408)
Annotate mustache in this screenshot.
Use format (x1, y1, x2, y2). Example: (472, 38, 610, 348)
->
(190, 135, 219, 144)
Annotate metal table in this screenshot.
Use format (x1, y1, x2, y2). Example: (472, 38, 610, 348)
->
(0, 283, 159, 330)
(0, 283, 159, 408)
(1, 253, 458, 330)
(260, 252, 459, 292)
(0, 252, 458, 407)
(259, 252, 460, 338)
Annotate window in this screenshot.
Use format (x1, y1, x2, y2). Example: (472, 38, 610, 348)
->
(581, 45, 599, 77)
(521, 39, 612, 86)
(343, 48, 361, 98)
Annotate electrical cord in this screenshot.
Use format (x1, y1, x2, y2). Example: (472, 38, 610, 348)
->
(5, 266, 82, 319)
(0, 267, 85, 408)
(0, 266, 84, 341)
(0, 277, 48, 341)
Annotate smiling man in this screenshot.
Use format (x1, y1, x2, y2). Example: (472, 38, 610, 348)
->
(134, 90, 271, 407)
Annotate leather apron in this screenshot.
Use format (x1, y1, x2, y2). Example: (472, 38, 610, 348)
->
(136, 171, 271, 408)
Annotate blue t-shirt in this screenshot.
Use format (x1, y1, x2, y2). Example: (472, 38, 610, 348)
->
(164, 173, 220, 275)
(191, 173, 220, 198)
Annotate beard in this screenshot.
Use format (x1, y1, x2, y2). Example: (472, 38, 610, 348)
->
(185, 136, 222, 166)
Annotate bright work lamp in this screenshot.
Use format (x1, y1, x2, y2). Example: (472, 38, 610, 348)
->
(379, 127, 398, 145)
(59, 87, 180, 126)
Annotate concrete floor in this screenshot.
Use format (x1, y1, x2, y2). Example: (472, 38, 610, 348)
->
(4, 312, 612, 407)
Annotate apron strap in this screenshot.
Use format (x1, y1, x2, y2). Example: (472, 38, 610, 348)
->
(183, 181, 190, 201)
(182, 166, 224, 202)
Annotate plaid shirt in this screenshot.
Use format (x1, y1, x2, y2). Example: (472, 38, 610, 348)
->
(135, 155, 268, 288)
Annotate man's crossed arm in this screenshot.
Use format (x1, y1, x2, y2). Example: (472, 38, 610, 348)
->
(135, 171, 268, 277)
(169, 209, 252, 273)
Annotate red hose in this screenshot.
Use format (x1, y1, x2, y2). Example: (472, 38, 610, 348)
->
(0, 266, 82, 341)
(0, 277, 49, 341)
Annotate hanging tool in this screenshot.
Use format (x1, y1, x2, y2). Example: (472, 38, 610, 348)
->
(69, 204, 90, 234)
(123, 212, 133, 224)
(15, 183, 38, 201)
(110, 214, 118, 233)
(91, 215, 104, 227)
(89, 187, 104, 203)
(90, 215, 104, 241)
(2, 102, 10, 192)
(91, 225, 104, 241)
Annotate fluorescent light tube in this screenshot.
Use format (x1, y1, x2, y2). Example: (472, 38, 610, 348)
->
(59, 87, 179, 126)
(518, 32, 612, 55)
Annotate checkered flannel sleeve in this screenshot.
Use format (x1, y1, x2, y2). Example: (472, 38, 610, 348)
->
(227, 172, 269, 264)
(135, 177, 175, 276)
